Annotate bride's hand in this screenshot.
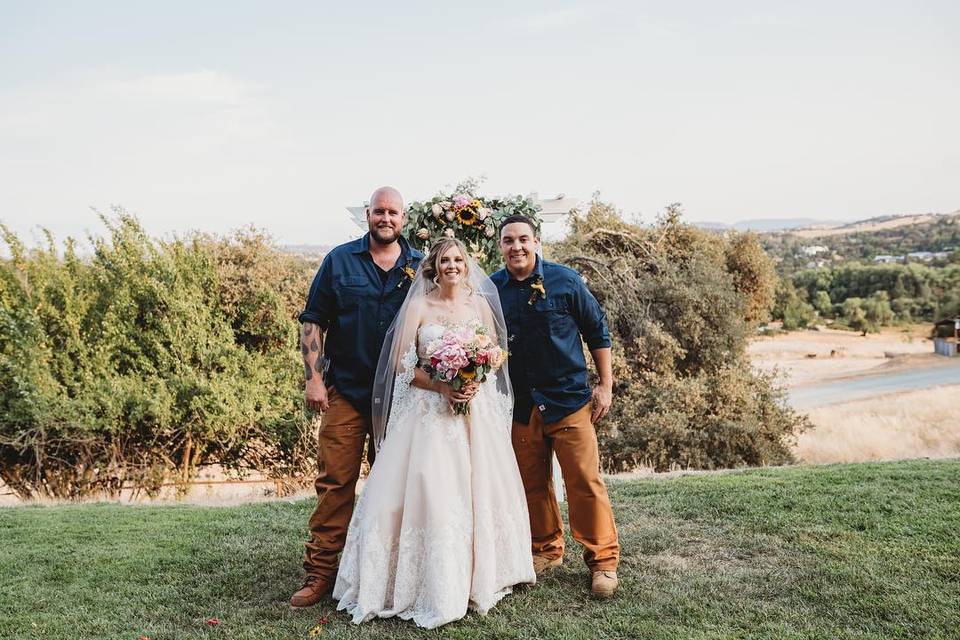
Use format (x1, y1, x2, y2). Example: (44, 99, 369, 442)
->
(437, 382, 473, 407)
(460, 381, 479, 400)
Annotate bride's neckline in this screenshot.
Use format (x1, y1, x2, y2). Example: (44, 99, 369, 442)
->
(419, 319, 475, 332)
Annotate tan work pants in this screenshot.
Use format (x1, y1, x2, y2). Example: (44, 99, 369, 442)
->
(303, 387, 373, 580)
(511, 402, 619, 571)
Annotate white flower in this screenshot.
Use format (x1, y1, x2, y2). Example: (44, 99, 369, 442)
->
(484, 226, 495, 237)
(431, 203, 443, 216)
(416, 228, 430, 240)
(445, 211, 455, 221)
(478, 207, 490, 220)
(443, 228, 456, 238)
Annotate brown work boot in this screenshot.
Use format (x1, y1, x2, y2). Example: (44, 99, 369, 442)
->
(532, 554, 563, 575)
(289, 574, 333, 608)
(591, 570, 619, 599)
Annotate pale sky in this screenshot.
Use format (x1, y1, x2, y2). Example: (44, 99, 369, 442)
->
(1, 1, 958, 247)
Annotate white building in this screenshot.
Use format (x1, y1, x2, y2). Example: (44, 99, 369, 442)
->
(874, 255, 900, 264)
(802, 245, 829, 256)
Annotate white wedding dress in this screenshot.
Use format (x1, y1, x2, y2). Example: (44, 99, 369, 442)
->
(333, 323, 536, 629)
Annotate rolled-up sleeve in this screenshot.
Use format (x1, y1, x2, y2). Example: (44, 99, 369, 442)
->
(572, 276, 611, 350)
(298, 254, 335, 329)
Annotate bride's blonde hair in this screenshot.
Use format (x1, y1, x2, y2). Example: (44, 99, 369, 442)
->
(422, 238, 473, 294)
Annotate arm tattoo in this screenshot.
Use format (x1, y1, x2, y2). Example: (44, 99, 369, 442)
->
(300, 322, 323, 381)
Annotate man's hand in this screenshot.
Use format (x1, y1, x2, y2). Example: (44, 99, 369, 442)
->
(591, 383, 612, 423)
(589, 347, 614, 424)
(305, 378, 330, 413)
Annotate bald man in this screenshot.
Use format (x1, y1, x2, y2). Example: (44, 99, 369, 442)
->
(291, 186, 424, 608)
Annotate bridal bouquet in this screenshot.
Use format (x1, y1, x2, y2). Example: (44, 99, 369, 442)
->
(422, 321, 506, 415)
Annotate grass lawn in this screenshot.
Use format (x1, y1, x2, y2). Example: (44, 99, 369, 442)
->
(2, 459, 958, 640)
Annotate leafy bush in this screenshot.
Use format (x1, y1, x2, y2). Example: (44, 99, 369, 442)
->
(773, 280, 817, 330)
(0, 198, 812, 493)
(550, 198, 810, 471)
(0, 213, 312, 499)
(833, 292, 895, 335)
(791, 262, 960, 325)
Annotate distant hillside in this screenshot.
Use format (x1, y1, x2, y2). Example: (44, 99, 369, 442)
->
(280, 244, 330, 261)
(760, 210, 960, 274)
(788, 213, 945, 238)
(694, 218, 846, 232)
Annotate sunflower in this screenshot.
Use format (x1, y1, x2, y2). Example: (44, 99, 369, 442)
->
(456, 208, 478, 226)
(459, 365, 478, 380)
(528, 276, 547, 305)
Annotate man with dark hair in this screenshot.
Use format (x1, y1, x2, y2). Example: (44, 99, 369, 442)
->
(290, 186, 423, 608)
(491, 214, 620, 599)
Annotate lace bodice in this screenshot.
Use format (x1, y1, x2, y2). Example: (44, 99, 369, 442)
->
(417, 323, 447, 359)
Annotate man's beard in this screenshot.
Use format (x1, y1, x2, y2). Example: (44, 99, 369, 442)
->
(370, 226, 400, 244)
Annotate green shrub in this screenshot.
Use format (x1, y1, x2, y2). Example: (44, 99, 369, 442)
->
(772, 280, 816, 330)
(550, 198, 810, 472)
(792, 262, 960, 324)
(0, 213, 312, 499)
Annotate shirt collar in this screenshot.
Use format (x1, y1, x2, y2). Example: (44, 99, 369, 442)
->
(508, 254, 543, 284)
(351, 233, 371, 254)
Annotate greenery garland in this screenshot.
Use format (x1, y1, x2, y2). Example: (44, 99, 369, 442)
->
(404, 182, 543, 273)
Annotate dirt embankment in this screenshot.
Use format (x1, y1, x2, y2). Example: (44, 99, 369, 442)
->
(749, 324, 960, 465)
(748, 325, 934, 387)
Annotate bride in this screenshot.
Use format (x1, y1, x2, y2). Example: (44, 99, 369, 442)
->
(332, 237, 536, 629)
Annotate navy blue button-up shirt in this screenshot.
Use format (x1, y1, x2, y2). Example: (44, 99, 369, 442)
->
(491, 256, 611, 425)
(298, 234, 423, 415)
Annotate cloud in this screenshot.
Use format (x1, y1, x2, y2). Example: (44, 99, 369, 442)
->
(0, 69, 300, 238)
(512, 7, 587, 33)
(0, 69, 277, 147)
(116, 70, 254, 106)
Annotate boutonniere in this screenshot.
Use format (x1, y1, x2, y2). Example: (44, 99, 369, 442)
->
(398, 260, 417, 288)
(528, 276, 546, 305)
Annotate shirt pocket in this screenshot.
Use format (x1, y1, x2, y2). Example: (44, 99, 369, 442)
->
(336, 275, 368, 310)
(530, 295, 570, 333)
